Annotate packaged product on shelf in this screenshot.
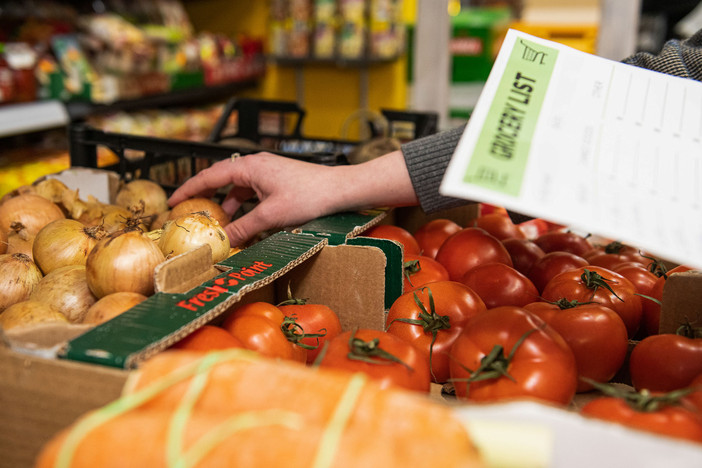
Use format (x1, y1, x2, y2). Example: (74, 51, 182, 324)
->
(50, 34, 99, 100)
(269, 0, 289, 57)
(2, 42, 38, 102)
(338, 0, 367, 59)
(369, 0, 405, 58)
(313, 0, 337, 58)
(0, 45, 15, 103)
(289, 0, 313, 58)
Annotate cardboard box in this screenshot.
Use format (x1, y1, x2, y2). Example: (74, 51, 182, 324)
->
(0, 227, 392, 467)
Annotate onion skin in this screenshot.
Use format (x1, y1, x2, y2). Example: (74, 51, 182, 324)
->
(86, 229, 166, 298)
(0, 228, 6, 254)
(83, 292, 148, 325)
(6, 222, 34, 258)
(0, 194, 65, 235)
(0, 300, 68, 330)
(30, 265, 97, 323)
(169, 198, 230, 228)
(32, 219, 106, 274)
(115, 180, 169, 218)
(0, 253, 43, 312)
(33, 178, 69, 205)
(159, 212, 230, 264)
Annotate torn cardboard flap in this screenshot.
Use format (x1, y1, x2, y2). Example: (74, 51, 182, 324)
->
(1, 323, 93, 359)
(276, 244, 388, 332)
(154, 243, 221, 294)
(45, 167, 121, 205)
(659, 270, 702, 334)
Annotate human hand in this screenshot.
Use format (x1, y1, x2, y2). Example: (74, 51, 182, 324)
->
(168, 150, 418, 246)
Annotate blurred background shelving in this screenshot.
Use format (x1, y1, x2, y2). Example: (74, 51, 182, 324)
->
(2, 0, 702, 198)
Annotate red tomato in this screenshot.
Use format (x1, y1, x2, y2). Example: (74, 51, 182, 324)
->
(403, 254, 450, 292)
(581, 395, 702, 444)
(222, 302, 307, 363)
(541, 266, 642, 338)
(460, 262, 539, 308)
(435, 227, 513, 282)
(317, 328, 431, 392)
(640, 265, 694, 337)
(501, 238, 545, 276)
(527, 251, 589, 293)
(524, 301, 629, 392)
(684, 373, 702, 412)
(386, 281, 487, 383)
(612, 262, 658, 299)
(412, 218, 462, 259)
(534, 230, 593, 256)
(172, 325, 244, 352)
(517, 218, 550, 239)
(278, 302, 342, 364)
(629, 333, 702, 393)
(449, 306, 577, 405)
(582, 241, 649, 267)
(363, 224, 421, 256)
(470, 213, 526, 241)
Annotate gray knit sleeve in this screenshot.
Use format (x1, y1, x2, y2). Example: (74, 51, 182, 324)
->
(622, 29, 702, 79)
(401, 124, 470, 213)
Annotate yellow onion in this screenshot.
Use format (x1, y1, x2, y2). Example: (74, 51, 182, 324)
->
(32, 219, 107, 274)
(30, 265, 97, 323)
(83, 292, 148, 325)
(0, 193, 65, 235)
(6, 222, 34, 258)
(159, 212, 230, 264)
(0, 184, 36, 205)
(0, 228, 6, 254)
(150, 209, 171, 230)
(33, 178, 70, 205)
(0, 253, 43, 312)
(0, 300, 68, 330)
(169, 197, 230, 228)
(86, 228, 166, 298)
(115, 179, 168, 218)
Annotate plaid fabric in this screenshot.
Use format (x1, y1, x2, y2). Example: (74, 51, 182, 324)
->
(622, 28, 702, 80)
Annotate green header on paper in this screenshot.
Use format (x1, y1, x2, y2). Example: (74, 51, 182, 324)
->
(464, 36, 558, 195)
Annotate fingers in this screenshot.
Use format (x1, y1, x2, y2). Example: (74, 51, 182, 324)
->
(168, 158, 238, 206)
(223, 210, 273, 247)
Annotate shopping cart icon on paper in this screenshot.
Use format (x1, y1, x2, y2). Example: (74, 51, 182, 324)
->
(519, 39, 547, 64)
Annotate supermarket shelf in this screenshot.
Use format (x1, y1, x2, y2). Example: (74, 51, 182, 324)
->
(65, 78, 262, 120)
(0, 100, 69, 138)
(271, 55, 402, 68)
(0, 78, 261, 139)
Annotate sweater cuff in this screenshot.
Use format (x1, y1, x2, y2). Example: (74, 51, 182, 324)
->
(401, 125, 471, 213)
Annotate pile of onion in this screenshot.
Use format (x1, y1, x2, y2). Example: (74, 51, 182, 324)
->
(86, 228, 166, 298)
(32, 219, 107, 274)
(0, 253, 43, 312)
(159, 212, 230, 264)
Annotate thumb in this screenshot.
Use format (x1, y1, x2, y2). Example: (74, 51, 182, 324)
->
(223, 210, 273, 247)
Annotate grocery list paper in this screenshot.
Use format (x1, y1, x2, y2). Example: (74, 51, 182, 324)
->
(441, 29, 702, 268)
